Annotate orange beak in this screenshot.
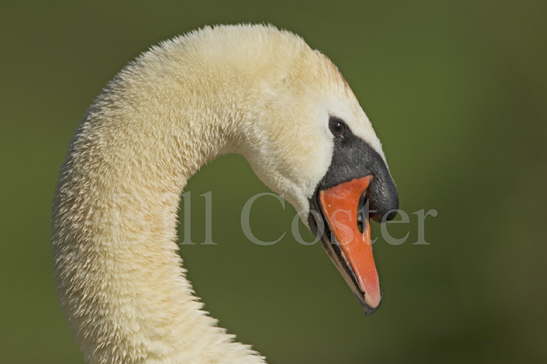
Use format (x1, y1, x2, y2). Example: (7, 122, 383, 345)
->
(317, 176, 381, 312)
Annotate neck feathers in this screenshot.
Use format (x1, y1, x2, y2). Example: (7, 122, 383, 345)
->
(53, 27, 272, 364)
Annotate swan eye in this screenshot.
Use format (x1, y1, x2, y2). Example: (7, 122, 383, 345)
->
(329, 117, 347, 137)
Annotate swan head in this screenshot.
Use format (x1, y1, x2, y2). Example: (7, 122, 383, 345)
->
(223, 26, 399, 314)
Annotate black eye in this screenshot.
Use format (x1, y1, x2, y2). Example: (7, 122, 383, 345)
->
(329, 117, 347, 137)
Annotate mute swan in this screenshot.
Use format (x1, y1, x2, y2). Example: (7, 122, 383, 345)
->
(53, 24, 398, 364)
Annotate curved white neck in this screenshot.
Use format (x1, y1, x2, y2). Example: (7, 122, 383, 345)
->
(53, 50, 266, 364)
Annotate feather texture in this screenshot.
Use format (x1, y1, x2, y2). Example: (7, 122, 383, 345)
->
(53, 24, 384, 364)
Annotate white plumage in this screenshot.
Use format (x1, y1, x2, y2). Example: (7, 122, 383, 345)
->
(53, 24, 386, 364)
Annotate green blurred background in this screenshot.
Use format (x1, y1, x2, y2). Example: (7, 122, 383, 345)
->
(2, 1, 546, 363)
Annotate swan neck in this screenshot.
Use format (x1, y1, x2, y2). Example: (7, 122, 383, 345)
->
(53, 64, 263, 363)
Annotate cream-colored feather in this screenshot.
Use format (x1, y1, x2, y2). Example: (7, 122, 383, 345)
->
(53, 24, 385, 364)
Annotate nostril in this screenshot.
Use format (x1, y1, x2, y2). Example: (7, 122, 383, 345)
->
(357, 193, 368, 233)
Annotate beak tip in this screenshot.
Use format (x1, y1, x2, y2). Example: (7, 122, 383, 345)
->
(363, 293, 382, 315)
